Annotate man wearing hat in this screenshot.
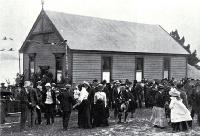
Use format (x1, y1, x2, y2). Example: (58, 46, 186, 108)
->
(20, 81, 38, 130)
(112, 80, 121, 119)
(57, 84, 74, 130)
(42, 83, 56, 125)
(35, 81, 43, 125)
(88, 79, 99, 125)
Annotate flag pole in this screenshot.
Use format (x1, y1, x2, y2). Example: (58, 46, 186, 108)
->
(41, 0, 44, 10)
(19, 51, 21, 74)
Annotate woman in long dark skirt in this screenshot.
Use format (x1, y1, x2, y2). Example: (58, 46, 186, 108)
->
(74, 81, 92, 128)
(93, 84, 109, 127)
(78, 99, 91, 128)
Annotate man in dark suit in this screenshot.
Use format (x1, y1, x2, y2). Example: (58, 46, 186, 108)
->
(19, 82, 29, 130)
(57, 84, 74, 130)
(113, 81, 121, 120)
(35, 81, 44, 124)
(20, 81, 38, 130)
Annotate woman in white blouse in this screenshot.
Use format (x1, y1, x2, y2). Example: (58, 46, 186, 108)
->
(93, 84, 109, 127)
(74, 81, 92, 128)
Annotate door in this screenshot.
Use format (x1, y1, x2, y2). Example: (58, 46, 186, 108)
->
(102, 56, 112, 83)
(135, 58, 144, 82)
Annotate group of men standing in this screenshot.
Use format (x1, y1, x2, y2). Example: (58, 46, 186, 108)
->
(19, 81, 57, 130)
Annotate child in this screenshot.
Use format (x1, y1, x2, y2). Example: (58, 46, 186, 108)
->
(169, 88, 192, 132)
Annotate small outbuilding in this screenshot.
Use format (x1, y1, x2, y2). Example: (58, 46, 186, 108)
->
(19, 10, 189, 84)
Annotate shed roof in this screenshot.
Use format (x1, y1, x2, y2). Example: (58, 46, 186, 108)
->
(26, 10, 189, 55)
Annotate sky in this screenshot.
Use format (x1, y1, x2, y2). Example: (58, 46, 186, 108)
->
(0, 0, 200, 84)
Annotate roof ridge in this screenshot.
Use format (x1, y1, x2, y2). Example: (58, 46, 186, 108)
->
(44, 10, 158, 27)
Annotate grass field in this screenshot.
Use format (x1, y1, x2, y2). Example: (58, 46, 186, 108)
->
(1, 108, 200, 136)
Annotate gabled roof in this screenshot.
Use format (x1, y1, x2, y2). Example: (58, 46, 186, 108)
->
(21, 10, 189, 55)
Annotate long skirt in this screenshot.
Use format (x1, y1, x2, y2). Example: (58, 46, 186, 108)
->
(127, 100, 137, 113)
(93, 100, 108, 127)
(78, 99, 91, 128)
(150, 106, 167, 127)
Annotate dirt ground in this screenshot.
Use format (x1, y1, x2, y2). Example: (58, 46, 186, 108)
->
(1, 108, 200, 136)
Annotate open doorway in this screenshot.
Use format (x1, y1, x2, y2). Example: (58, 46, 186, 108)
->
(135, 58, 144, 82)
(102, 56, 112, 83)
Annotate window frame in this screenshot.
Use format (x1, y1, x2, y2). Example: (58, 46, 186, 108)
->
(135, 57, 144, 82)
(28, 53, 36, 80)
(163, 57, 171, 79)
(101, 56, 112, 83)
(54, 53, 65, 83)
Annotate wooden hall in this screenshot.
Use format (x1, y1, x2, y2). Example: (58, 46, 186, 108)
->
(19, 10, 189, 84)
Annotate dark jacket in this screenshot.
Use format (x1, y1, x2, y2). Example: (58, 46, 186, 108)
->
(36, 87, 43, 105)
(20, 87, 38, 109)
(113, 86, 121, 102)
(192, 86, 200, 112)
(155, 91, 165, 108)
(179, 89, 189, 108)
(19, 88, 29, 109)
(42, 89, 56, 105)
(88, 86, 96, 104)
(57, 89, 74, 111)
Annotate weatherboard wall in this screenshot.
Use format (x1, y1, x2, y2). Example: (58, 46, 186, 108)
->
(71, 52, 188, 83)
(143, 56, 163, 80)
(170, 56, 187, 80)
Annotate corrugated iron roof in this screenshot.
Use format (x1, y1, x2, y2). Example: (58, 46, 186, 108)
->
(45, 10, 188, 55)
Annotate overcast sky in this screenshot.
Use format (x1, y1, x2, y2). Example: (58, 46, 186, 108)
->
(0, 0, 200, 54)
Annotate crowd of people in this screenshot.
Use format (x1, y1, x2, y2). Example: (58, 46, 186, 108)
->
(1, 77, 200, 133)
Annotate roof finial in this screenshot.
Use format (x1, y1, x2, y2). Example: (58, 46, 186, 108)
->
(41, 0, 44, 10)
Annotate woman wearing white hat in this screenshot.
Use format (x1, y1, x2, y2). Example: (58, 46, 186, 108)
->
(169, 88, 192, 132)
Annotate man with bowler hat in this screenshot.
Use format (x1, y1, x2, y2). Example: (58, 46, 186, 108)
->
(57, 84, 75, 130)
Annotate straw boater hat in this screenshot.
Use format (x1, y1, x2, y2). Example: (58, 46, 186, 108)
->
(83, 81, 90, 87)
(97, 84, 104, 91)
(65, 84, 71, 88)
(51, 83, 56, 86)
(37, 81, 42, 83)
(24, 81, 31, 88)
(169, 88, 180, 97)
(158, 84, 164, 90)
(115, 80, 121, 85)
(45, 83, 51, 87)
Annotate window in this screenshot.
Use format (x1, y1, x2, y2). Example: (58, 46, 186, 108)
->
(163, 58, 170, 79)
(136, 58, 143, 82)
(55, 54, 64, 83)
(102, 56, 112, 83)
(29, 53, 36, 79)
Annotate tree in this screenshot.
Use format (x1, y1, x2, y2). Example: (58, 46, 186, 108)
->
(170, 29, 200, 66)
(185, 44, 191, 54)
(179, 36, 185, 46)
(188, 50, 200, 66)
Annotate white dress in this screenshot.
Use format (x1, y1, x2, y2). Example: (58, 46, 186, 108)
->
(169, 97, 192, 123)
